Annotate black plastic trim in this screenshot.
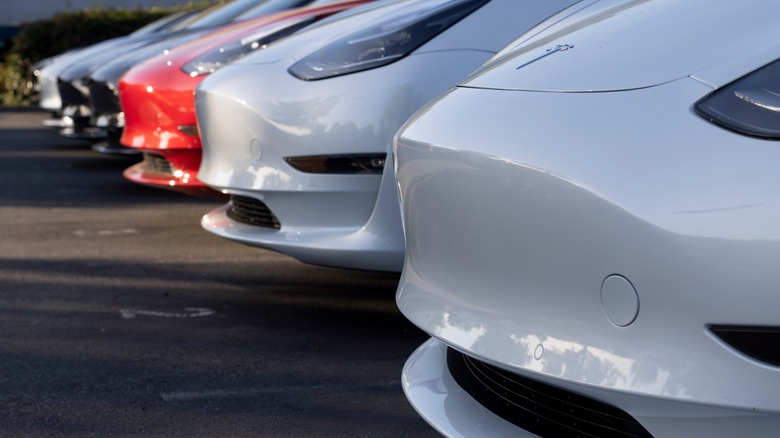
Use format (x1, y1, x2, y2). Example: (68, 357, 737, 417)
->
(447, 348, 652, 437)
(710, 325, 780, 366)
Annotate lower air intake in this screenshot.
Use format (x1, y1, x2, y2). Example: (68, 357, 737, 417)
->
(142, 153, 174, 175)
(227, 195, 281, 229)
(447, 348, 652, 437)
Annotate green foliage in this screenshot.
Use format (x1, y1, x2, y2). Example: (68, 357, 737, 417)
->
(0, 4, 210, 106)
(0, 53, 29, 106)
(13, 9, 170, 62)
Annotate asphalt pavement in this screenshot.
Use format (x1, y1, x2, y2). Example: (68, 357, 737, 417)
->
(0, 110, 437, 437)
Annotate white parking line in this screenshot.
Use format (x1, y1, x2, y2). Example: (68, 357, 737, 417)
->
(119, 307, 215, 319)
(73, 228, 139, 237)
(160, 381, 399, 402)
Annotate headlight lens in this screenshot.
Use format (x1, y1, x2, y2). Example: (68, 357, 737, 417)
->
(695, 58, 780, 139)
(181, 15, 317, 77)
(288, 0, 488, 81)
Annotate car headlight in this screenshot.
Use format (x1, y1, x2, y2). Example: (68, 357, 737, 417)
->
(181, 15, 317, 77)
(288, 0, 488, 81)
(695, 58, 780, 139)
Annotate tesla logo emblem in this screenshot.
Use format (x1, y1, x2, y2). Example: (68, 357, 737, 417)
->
(516, 44, 574, 70)
(547, 44, 575, 53)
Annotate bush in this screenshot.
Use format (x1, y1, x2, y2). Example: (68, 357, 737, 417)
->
(0, 53, 30, 106)
(0, 4, 208, 107)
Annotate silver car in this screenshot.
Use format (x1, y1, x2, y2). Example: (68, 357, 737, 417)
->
(395, 0, 780, 435)
(195, 0, 579, 272)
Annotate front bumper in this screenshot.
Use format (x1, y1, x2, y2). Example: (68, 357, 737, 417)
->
(195, 51, 492, 271)
(37, 68, 62, 112)
(405, 338, 780, 437)
(394, 79, 780, 434)
(119, 61, 202, 152)
(118, 61, 207, 192)
(403, 338, 534, 437)
(200, 153, 404, 271)
(124, 151, 215, 196)
(56, 78, 105, 139)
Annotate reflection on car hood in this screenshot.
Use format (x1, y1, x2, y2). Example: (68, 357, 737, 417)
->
(461, 0, 780, 92)
(57, 28, 200, 82)
(87, 29, 212, 84)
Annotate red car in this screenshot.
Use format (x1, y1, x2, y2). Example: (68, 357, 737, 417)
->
(119, 0, 372, 195)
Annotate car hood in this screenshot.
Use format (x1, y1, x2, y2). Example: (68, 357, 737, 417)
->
(228, 0, 409, 66)
(133, 0, 370, 72)
(230, 0, 579, 67)
(461, 0, 780, 92)
(87, 29, 213, 84)
(57, 28, 202, 82)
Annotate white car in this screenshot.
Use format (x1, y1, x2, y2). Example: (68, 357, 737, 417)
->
(38, 0, 311, 136)
(395, 0, 780, 436)
(196, 0, 579, 272)
(35, 9, 198, 129)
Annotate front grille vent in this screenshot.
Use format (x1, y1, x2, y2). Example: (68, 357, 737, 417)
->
(447, 348, 652, 437)
(227, 195, 281, 229)
(142, 153, 174, 175)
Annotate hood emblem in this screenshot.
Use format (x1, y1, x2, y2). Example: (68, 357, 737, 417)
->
(516, 44, 574, 70)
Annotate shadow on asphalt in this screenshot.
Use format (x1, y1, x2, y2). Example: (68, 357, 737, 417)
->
(0, 255, 424, 436)
(0, 132, 220, 207)
(0, 111, 437, 436)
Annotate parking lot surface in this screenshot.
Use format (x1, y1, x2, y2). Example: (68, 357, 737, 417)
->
(0, 110, 436, 437)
